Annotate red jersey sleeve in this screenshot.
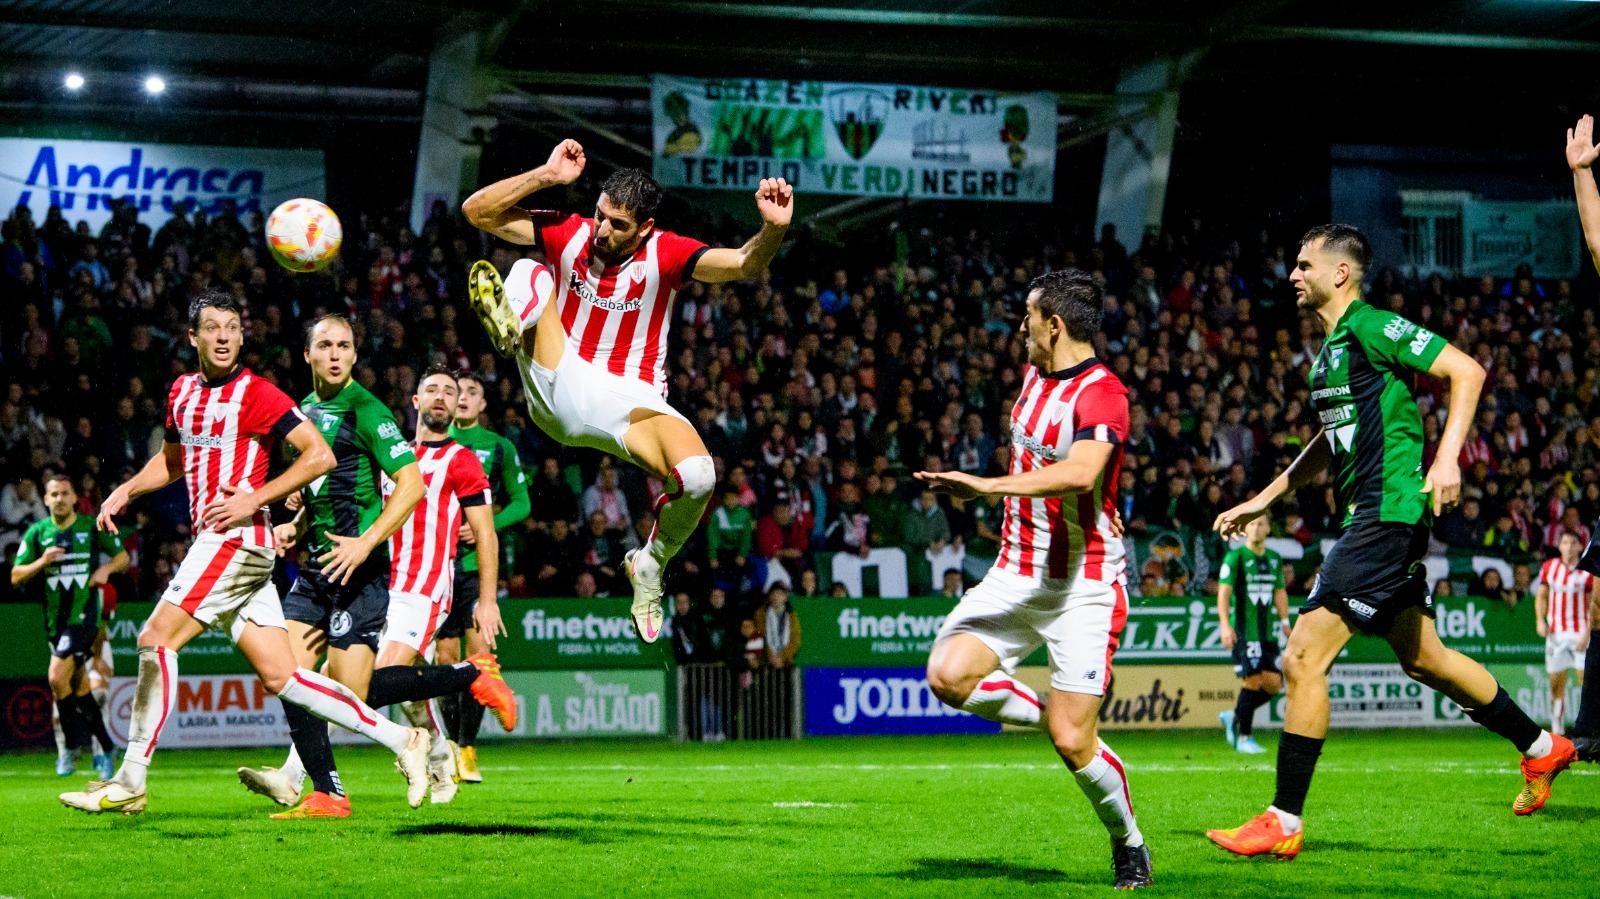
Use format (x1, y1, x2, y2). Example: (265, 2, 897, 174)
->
(239, 375, 306, 442)
(1538, 559, 1553, 588)
(451, 449, 492, 508)
(655, 229, 710, 290)
(534, 212, 584, 258)
(1072, 376, 1130, 445)
(163, 376, 187, 443)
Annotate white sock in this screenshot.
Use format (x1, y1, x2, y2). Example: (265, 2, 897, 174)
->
(959, 674, 1045, 729)
(1071, 740, 1144, 848)
(506, 259, 556, 332)
(279, 744, 306, 789)
(1524, 730, 1554, 759)
(92, 687, 110, 740)
(277, 668, 411, 755)
(118, 646, 178, 791)
(53, 703, 66, 756)
(1268, 805, 1303, 834)
(645, 456, 715, 569)
(1552, 698, 1565, 736)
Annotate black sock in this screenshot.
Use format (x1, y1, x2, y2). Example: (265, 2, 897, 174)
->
(460, 694, 487, 747)
(1573, 630, 1600, 737)
(1462, 685, 1543, 753)
(74, 694, 116, 755)
(440, 691, 463, 742)
(56, 697, 84, 753)
(284, 702, 343, 798)
(1235, 688, 1270, 738)
(1271, 732, 1325, 816)
(364, 663, 478, 709)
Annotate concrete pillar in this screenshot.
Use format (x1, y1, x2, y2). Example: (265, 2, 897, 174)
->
(1094, 57, 1186, 248)
(409, 28, 494, 234)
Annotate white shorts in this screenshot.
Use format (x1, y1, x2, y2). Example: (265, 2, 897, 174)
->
(161, 532, 285, 642)
(935, 567, 1129, 695)
(1546, 631, 1588, 674)
(382, 590, 450, 655)
(518, 346, 690, 465)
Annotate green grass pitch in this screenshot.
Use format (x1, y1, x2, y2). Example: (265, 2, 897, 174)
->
(1, 729, 1593, 897)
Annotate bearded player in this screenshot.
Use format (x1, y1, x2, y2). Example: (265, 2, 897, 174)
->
(462, 139, 792, 642)
(1206, 225, 1572, 859)
(62, 293, 430, 815)
(915, 270, 1151, 890)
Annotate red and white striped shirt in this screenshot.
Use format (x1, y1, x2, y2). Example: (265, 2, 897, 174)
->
(995, 360, 1129, 583)
(164, 367, 305, 548)
(534, 212, 708, 394)
(1539, 557, 1594, 635)
(387, 439, 490, 600)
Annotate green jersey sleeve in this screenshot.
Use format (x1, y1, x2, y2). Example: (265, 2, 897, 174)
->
(356, 395, 416, 476)
(1352, 308, 1448, 375)
(98, 527, 125, 558)
(1270, 551, 1285, 591)
(1218, 547, 1243, 593)
(494, 435, 532, 530)
(14, 522, 42, 565)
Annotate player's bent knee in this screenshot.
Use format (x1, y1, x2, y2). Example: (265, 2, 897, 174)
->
(925, 663, 975, 707)
(1399, 652, 1445, 685)
(675, 454, 715, 499)
(1051, 726, 1097, 769)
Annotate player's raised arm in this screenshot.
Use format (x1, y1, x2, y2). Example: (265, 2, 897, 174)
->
(1214, 436, 1332, 540)
(97, 441, 184, 532)
(690, 177, 794, 282)
(1421, 343, 1487, 516)
(461, 139, 587, 245)
(915, 438, 1115, 500)
(1567, 115, 1600, 273)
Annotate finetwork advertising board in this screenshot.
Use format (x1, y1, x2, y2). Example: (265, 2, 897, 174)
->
(650, 74, 1055, 202)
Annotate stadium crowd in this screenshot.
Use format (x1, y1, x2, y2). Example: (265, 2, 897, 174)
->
(0, 189, 1591, 628)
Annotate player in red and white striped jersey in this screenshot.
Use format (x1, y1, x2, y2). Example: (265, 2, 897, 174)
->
(462, 140, 793, 645)
(1536, 531, 1597, 735)
(62, 292, 430, 816)
(914, 270, 1149, 890)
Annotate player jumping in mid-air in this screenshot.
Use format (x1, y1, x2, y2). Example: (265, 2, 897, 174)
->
(13, 474, 129, 779)
(916, 270, 1151, 890)
(461, 140, 792, 642)
(1215, 515, 1291, 755)
(1535, 532, 1594, 736)
(1206, 225, 1573, 860)
(437, 370, 531, 783)
(235, 322, 513, 817)
(61, 293, 431, 816)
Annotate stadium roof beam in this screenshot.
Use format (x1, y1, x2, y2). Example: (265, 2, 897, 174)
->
(0, 7, 414, 44)
(1233, 25, 1600, 53)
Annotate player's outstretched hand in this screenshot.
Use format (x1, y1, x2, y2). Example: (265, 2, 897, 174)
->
(1568, 115, 1600, 172)
(914, 470, 986, 501)
(1213, 499, 1267, 540)
(273, 523, 299, 557)
(202, 484, 258, 533)
(755, 178, 794, 227)
(97, 485, 131, 532)
(546, 139, 586, 184)
(1421, 457, 1461, 517)
(1107, 507, 1126, 538)
(284, 490, 303, 513)
(457, 521, 477, 546)
(1218, 622, 1237, 651)
(473, 598, 508, 651)
(319, 532, 374, 585)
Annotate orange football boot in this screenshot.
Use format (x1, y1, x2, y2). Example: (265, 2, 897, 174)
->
(1514, 734, 1577, 816)
(270, 791, 351, 819)
(1206, 811, 1303, 859)
(467, 653, 518, 731)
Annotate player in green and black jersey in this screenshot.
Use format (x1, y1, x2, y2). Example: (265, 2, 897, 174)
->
(1215, 516, 1290, 755)
(438, 370, 531, 782)
(12, 474, 127, 778)
(1206, 224, 1570, 859)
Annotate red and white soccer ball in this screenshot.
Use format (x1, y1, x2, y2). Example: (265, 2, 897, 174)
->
(266, 198, 343, 272)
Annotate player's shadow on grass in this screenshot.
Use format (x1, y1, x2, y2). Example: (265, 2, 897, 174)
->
(1314, 840, 1551, 857)
(888, 858, 1084, 886)
(393, 822, 754, 844)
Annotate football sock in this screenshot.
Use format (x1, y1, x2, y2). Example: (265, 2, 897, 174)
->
(1573, 630, 1600, 736)
(1552, 698, 1566, 736)
(119, 647, 178, 791)
(56, 697, 84, 755)
(460, 694, 487, 746)
(1524, 731, 1554, 759)
(1070, 740, 1143, 848)
(440, 692, 463, 742)
(52, 702, 67, 756)
(958, 674, 1044, 728)
(1270, 731, 1324, 818)
(276, 668, 412, 754)
(506, 259, 556, 331)
(1268, 805, 1303, 834)
(1234, 688, 1270, 738)
(643, 456, 715, 571)
(74, 694, 116, 754)
(364, 662, 478, 709)
(283, 702, 343, 798)
(1461, 685, 1543, 755)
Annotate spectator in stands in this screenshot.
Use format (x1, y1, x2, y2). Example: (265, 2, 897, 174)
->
(1544, 508, 1593, 551)
(755, 498, 809, 587)
(903, 488, 951, 556)
(0, 476, 44, 551)
(1437, 497, 1487, 549)
(864, 473, 909, 549)
(581, 464, 630, 532)
(762, 584, 801, 670)
(1474, 567, 1520, 608)
(824, 481, 870, 557)
(579, 511, 627, 594)
(530, 457, 578, 526)
(707, 486, 754, 589)
(671, 593, 706, 664)
(941, 569, 964, 598)
(527, 516, 581, 596)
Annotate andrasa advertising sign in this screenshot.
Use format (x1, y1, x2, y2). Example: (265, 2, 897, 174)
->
(651, 74, 1056, 202)
(0, 137, 326, 230)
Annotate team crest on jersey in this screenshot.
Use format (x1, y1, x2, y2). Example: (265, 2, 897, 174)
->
(474, 449, 492, 464)
(75, 532, 87, 542)
(205, 402, 240, 422)
(1329, 346, 1345, 371)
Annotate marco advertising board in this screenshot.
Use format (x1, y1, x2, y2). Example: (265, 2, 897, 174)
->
(105, 675, 368, 749)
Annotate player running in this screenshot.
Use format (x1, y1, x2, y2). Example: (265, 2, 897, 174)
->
(1205, 225, 1573, 860)
(461, 140, 792, 642)
(61, 293, 431, 816)
(235, 326, 513, 818)
(1535, 532, 1594, 736)
(437, 370, 531, 783)
(13, 474, 128, 779)
(1215, 516, 1290, 755)
(916, 270, 1151, 890)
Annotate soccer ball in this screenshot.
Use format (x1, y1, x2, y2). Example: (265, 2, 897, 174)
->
(266, 198, 342, 272)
